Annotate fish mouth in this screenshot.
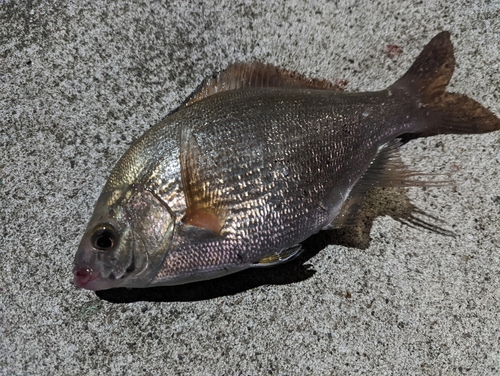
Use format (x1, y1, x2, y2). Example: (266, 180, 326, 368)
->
(72, 267, 119, 291)
(73, 266, 101, 290)
(73, 255, 136, 291)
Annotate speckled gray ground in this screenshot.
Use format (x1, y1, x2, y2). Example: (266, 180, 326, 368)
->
(1, 0, 500, 375)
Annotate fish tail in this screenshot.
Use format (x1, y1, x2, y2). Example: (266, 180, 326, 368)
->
(391, 31, 500, 135)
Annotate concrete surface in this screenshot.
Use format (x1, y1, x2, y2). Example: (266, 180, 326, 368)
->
(1, 0, 499, 375)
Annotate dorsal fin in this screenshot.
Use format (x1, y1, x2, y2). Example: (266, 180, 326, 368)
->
(182, 62, 347, 107)
(179, 127, 226, 234)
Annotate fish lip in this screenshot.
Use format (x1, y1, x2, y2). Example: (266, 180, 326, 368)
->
(73, 265, 116, 291)
(73, 265, 99, 289)
(72, 254, 136, 290)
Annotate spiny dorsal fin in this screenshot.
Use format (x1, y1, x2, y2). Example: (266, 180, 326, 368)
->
(331, 138, 453, 229)
(179, 127, 226, 234)
(182, 62, 347, 107)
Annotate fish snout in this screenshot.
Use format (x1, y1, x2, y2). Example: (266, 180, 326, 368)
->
(73, 266, 99, 289)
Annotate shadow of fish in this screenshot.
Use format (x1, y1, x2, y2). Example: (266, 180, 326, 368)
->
(73, 31, 500, 291)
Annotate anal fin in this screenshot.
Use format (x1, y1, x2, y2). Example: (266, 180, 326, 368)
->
(252, 245, 303, 268)
(331, 138, 453, 230)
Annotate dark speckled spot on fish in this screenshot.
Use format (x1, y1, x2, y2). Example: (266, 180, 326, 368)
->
(73, 31, 500, 290)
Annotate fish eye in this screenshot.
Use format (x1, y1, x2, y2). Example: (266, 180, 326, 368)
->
(91, 225, 117, 251)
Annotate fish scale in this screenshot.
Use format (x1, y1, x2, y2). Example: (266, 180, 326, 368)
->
(151, 88, 420, 283)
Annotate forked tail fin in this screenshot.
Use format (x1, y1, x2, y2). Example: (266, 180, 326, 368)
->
(390, 31, 500, 135)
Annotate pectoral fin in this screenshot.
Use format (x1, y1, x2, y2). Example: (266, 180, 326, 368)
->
(179, 127, 226, 235)
(252, 244, 303, 268)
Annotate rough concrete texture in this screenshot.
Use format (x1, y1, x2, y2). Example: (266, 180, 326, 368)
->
(1, 0, 500, 375)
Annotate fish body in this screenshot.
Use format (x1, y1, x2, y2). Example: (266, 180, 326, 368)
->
(73, 32, 500, 290)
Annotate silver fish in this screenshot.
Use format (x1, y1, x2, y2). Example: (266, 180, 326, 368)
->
(73, 32, 500, 290)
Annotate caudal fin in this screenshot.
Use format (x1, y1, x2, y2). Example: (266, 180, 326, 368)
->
(391, 31, 500, 135)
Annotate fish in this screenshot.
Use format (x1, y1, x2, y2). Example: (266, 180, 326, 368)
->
(73, 31, 500, 291)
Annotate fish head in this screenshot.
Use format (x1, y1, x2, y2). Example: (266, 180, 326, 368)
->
(73, 185, 176, 290)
